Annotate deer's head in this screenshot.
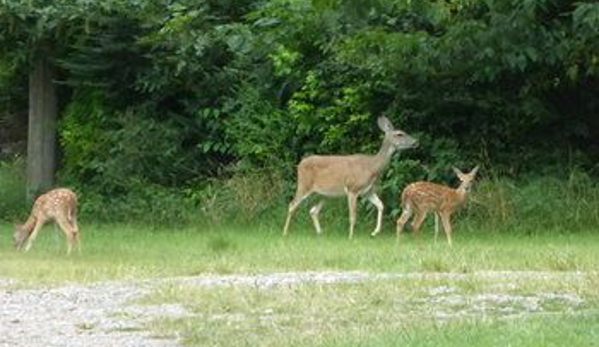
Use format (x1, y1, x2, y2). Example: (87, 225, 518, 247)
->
(378, 116, 418, 150)
(453, 166, 479, 193)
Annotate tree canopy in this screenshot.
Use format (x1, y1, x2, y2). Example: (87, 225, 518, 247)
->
(1, 0, 598, 219)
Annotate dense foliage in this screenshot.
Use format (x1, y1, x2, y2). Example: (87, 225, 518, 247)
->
(1, 0, 598, 225)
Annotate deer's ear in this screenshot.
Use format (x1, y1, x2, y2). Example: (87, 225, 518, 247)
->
(377, 116, 394, 132)
(452, 167, 463, 177)
(471, 166, 480, 176)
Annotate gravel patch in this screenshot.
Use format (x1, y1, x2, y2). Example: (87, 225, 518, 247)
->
(0, 270, 592, 347)
(0, 271, 379, 347)
(0, 281, 175, 347)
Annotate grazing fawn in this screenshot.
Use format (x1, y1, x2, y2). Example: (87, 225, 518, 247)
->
(396, 166, 479, 246)
(13, 188, 80, 255)
(283, 116, 417, 239)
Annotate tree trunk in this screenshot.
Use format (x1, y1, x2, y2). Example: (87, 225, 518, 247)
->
(27, 49, 57, 200)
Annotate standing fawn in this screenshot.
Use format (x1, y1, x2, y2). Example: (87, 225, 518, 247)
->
(13, 188, 80, 255)
(396, 166, 479, 246)
(283, 116, 418, 239)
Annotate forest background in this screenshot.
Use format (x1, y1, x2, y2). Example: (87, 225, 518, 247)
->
(1, 0, 598, 233)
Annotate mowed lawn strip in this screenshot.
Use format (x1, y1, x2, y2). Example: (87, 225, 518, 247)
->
(0, 222, 597, 284)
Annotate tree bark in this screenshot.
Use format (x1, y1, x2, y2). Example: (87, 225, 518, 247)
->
(27, 49, 57, 200)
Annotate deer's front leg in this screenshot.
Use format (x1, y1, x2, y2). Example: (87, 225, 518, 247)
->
(366, 193, 384, 237)
(440, 211, 453, 247)
(347, 192, 357, 240)
(309, 201, 325, 235)
(24, 221, 44, 252)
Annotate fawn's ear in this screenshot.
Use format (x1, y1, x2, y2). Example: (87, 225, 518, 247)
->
(471, 165, 480, 176)
(377, 116, 394, 132)
(452, 167, 464, 177)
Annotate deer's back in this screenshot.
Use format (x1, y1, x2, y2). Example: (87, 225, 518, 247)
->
(402, 182, 460, 211)
(298, 155, 379, 195)
(33, 188, 78, 220)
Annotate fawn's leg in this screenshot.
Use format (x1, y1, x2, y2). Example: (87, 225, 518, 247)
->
(309, 201, 325, 235)
(56, 216, 77, 255)
(366, 193, 384, 237)
(396, 204, 413, 242)
(434, 213, 440, 244)
(440, 212, 453, 247)
(347, 192, 358, 240)
(283, 192, 311, 236)
(71, 216, 81, 254)
(411, 210, 428, 241)
(24, 220, 45, 252)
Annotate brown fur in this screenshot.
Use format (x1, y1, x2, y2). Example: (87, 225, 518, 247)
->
(283, 116, 417, 239)
(14, 188, 80, 255)
(396, 167, 479, 246)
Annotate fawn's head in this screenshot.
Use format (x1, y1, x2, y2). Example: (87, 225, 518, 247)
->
(13, 224, 29, 250)
(453, 166, 479, 193)
(378, 116, 418, 150)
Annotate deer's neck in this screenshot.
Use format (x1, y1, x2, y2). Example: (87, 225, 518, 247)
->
(454, 186, 470, 206)
(372, 139, 396, 173)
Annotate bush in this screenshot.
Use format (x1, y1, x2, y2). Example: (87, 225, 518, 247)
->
(76, 182, 197, 226)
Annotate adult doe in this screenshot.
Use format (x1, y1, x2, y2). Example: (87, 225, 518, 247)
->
(396, 166, 479, 246)
(283, 116, 417, 239)
(14, 188, 80, 255)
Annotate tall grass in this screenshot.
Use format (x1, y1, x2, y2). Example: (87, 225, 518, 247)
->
(3, 158, 599, 235)
(0, 157, 26, 220)
(465, 170, 599, 234)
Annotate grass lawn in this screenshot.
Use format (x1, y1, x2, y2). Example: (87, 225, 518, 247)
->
(0, 221, 598, 283)
(141, 276, 599, 347)
(1, 221, 598, 347)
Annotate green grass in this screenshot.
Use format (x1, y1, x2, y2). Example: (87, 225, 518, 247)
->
(1, 221, 598, 346)
(0, 221, 598, 283)
(326, 315, 599, 347)
(140, 274, 599, 347)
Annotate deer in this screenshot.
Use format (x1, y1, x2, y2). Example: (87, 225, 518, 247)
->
(396, 166, 479, 246)
(13, 188, 80, 255)
(283, 116, 418, 239)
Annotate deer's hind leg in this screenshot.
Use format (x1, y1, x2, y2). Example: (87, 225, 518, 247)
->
(69, 212, 81, 254)
(396, 203, 413, 242)
(434, 213, 440, 244)
(56, 216, 78, 255)
(283, 188, 312, 236)
(411, 209, 428, 235)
